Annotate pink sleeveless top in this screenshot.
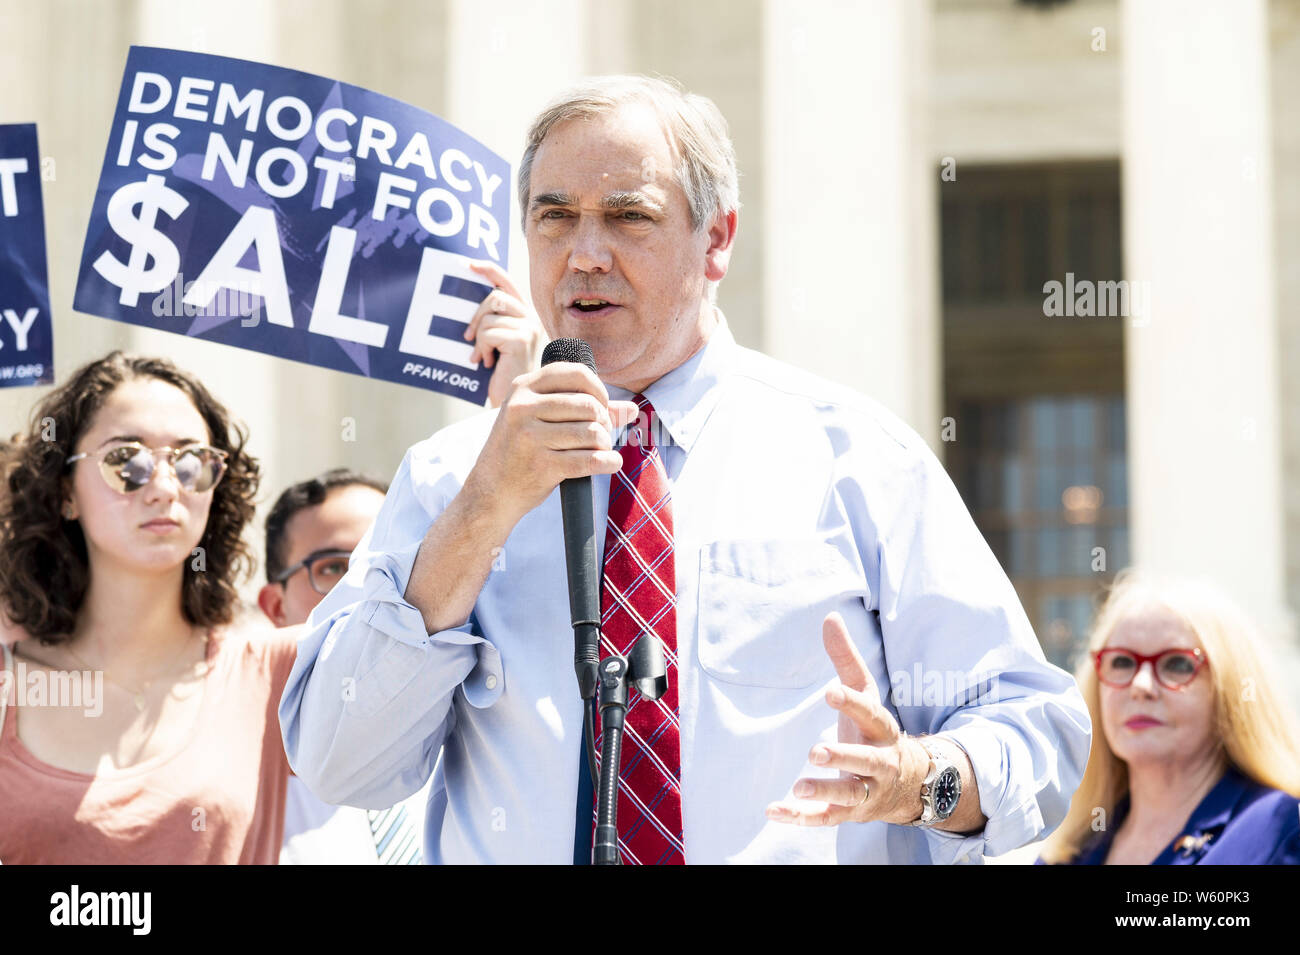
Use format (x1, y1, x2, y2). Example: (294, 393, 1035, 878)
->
(0, 624, 297, 864)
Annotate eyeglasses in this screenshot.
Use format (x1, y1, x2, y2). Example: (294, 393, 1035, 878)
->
(1093, 647, 1209, 691)
(273, 548, 353, 595)
(66, 442, 229, 495)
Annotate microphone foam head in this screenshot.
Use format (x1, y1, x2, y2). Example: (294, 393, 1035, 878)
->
(541, 338, 596, 373)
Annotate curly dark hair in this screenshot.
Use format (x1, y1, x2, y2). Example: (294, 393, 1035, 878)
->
(0, 351, 260, 643)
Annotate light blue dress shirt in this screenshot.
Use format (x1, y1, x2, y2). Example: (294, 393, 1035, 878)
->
(279, 314, 1092, 864)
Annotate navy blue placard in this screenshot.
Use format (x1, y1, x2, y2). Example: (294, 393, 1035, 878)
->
(0, 123, 55, 389)
(74, 46, 511, 405)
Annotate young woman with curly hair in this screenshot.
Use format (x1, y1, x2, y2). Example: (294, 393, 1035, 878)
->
(0, 351, 296, 863)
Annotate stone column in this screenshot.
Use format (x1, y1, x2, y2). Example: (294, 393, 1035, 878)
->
(760, 0, 939, 440)
(1122, 0, 1288, 631)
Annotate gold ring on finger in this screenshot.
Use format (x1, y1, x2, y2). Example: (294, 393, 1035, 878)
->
(854, 776, 870, 807)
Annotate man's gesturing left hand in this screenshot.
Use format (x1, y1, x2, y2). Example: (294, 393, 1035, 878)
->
(765, 612, 932, 827)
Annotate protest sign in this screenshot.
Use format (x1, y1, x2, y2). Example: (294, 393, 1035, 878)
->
(0, 123, 54, 389)
(74, 46, 510, 404)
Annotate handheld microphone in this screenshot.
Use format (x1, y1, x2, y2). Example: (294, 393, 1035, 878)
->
(541, 338, 601, 701)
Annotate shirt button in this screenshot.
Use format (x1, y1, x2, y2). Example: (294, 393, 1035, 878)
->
(484, 674, 498, 691)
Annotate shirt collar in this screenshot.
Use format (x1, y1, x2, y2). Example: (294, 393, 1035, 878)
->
(605, 309, 738, 455)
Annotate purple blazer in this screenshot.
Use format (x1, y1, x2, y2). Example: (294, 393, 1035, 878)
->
(1041, 767, 1299, 865)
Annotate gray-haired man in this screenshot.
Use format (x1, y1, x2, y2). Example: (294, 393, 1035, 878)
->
(280, 75, 1090, 864)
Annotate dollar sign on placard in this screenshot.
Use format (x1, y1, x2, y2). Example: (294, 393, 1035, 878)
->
(92, 174, 189, 307)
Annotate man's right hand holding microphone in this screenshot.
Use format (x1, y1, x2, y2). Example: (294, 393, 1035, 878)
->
(404, 264, 639, 635)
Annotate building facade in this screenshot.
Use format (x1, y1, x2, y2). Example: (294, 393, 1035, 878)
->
(2, 0, 1296, 691)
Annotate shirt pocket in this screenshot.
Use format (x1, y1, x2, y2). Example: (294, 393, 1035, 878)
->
(697, 538, 866, 689)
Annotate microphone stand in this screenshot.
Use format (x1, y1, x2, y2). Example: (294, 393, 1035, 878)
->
(593, 634, 668, 865)
(592, 657, 627, 865)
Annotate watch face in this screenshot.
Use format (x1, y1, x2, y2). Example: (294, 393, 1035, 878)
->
(934, 768, 961, 817)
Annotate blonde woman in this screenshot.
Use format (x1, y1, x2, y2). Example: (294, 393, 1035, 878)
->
(1039, 571, 1300, 864)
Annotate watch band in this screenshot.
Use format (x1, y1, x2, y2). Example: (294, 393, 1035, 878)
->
(905, 737, 961, 828)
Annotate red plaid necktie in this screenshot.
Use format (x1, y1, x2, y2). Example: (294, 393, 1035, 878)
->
(592, 393, 684, 865)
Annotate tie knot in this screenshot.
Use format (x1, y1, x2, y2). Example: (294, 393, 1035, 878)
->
(624, 393, 659, 452)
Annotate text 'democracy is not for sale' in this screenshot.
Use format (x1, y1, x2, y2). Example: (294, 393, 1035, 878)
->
(74, 45, 511, 404)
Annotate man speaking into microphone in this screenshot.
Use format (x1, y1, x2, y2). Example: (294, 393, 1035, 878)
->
(279, 75, 1091, 864)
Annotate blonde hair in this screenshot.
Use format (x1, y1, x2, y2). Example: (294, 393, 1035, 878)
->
(1038, 569, 1300, 863)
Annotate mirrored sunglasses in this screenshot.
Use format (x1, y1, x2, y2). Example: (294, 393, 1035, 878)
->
(66, 442, 229, 495)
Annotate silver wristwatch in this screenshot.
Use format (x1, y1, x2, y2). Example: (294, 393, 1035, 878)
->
(906, 738, 962, 828)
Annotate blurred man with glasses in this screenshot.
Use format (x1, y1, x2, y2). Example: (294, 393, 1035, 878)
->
(259, 469, 427, 864)
(259, 470, 388, 629)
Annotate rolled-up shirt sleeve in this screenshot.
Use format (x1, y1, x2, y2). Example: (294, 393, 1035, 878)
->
(278, 439, 503, 809)
(839, 409, 1093, 863)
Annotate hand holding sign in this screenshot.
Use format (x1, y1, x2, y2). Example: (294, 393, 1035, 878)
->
(462, 261, 548, 409)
